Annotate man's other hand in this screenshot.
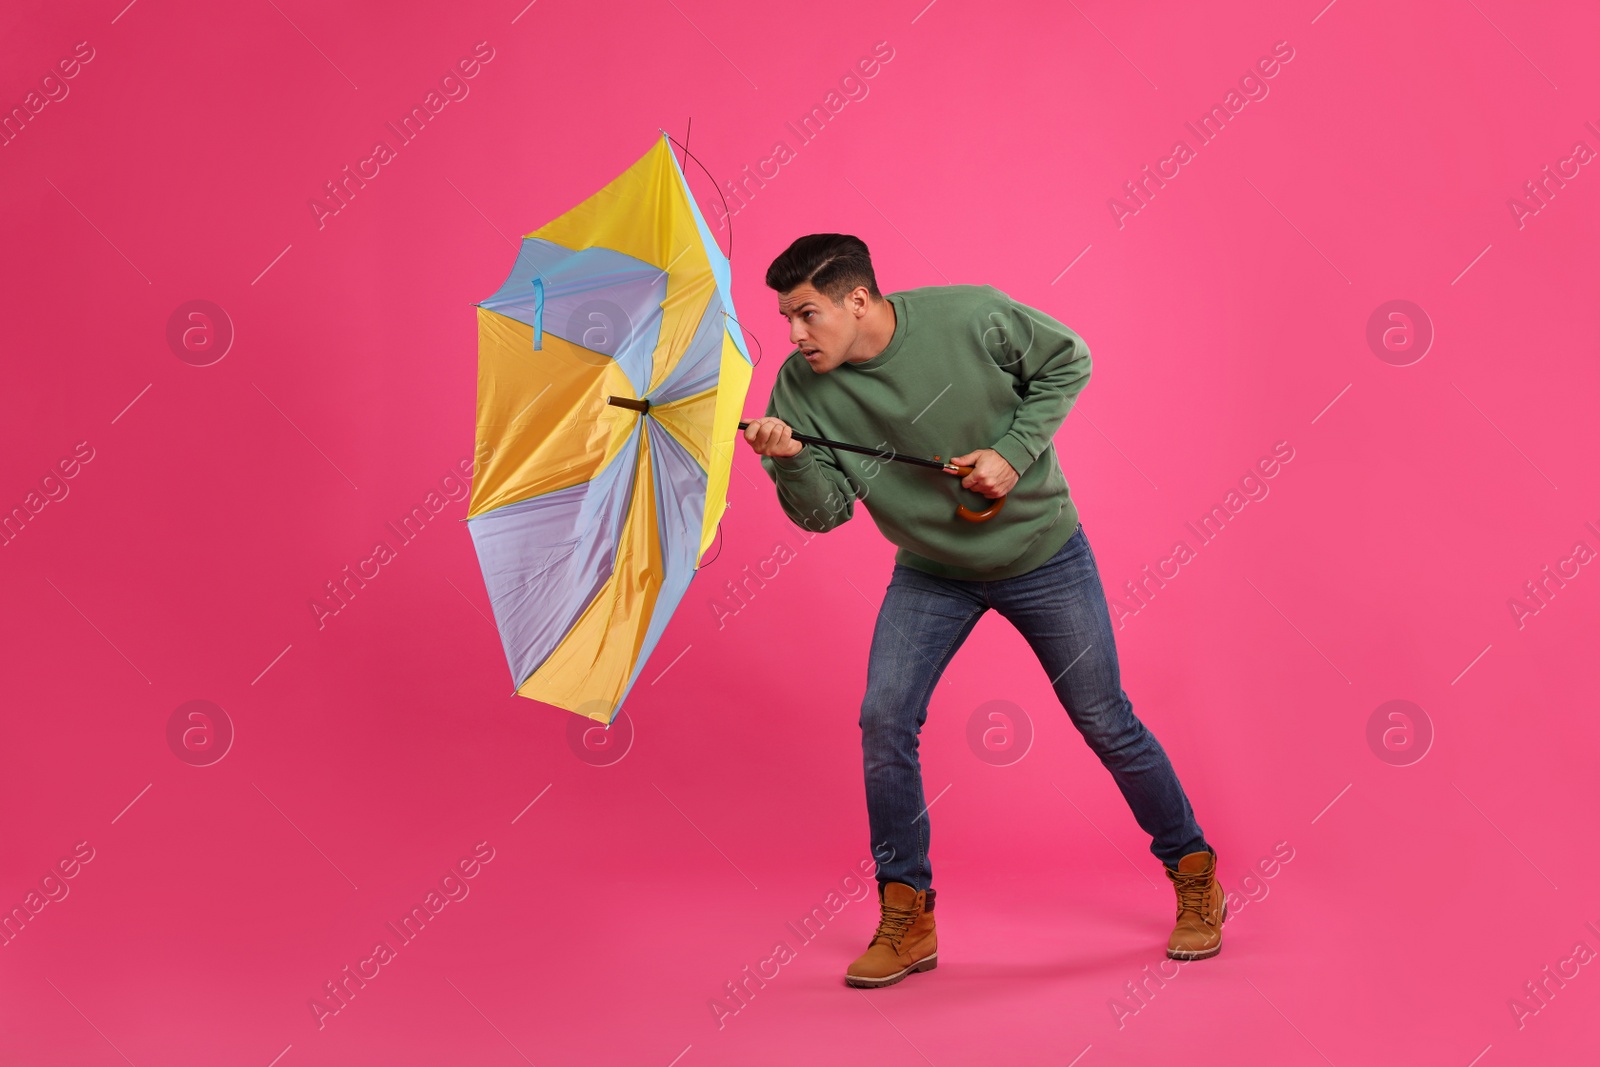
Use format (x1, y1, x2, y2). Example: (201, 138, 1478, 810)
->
(744, 417, 805, 459)
(948, 448, 1017, 498)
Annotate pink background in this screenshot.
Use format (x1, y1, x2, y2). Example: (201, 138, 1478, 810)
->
(3, 0, 1597, 1064)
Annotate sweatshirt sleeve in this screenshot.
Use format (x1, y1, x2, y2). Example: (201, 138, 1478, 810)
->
(758, 377, 858, 534)
(984, 293, 1092, 478)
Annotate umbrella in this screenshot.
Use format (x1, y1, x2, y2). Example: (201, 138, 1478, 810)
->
(466, 132, 751, 726)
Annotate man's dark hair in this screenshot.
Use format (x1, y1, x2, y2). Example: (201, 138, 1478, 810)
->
(765, 233, 882, 305)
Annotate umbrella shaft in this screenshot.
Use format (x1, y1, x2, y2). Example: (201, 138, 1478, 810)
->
(604, 398, 963, 474)
(735, 420, 950, 472)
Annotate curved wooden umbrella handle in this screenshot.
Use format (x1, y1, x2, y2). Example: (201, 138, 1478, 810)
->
(957, 496, 1006, 522)
(941, 462, 1008, 523)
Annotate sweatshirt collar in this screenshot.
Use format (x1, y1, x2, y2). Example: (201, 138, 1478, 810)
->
(842, 292, 907, 372)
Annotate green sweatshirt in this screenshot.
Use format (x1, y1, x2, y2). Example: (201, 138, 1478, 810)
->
(759, 284, 1091, 581)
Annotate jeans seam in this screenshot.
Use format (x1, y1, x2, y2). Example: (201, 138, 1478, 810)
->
(905, 603, 982, 890)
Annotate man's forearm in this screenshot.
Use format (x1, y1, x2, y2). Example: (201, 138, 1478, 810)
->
(762, 447, 855, 533)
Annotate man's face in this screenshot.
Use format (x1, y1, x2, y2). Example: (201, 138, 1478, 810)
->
(777, 283, 858, 373)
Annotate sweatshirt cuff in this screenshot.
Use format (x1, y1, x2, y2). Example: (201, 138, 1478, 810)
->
(990, 434, 1033, 479)
(770, 446, 814, 474)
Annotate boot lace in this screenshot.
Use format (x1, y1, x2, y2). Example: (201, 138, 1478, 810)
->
(1170, 871, 1215, 925)
(869, 901, 920, 948)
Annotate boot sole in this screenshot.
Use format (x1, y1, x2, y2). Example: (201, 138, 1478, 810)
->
(1166, 902, 1228, 961)
(845, 952, 938, 988)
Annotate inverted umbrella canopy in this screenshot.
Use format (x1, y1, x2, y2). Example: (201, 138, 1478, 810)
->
(467, 132, 752, 725)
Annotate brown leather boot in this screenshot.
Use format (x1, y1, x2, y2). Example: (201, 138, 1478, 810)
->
(845, 881, 938, 988)
(1165, 848, 1226, 960)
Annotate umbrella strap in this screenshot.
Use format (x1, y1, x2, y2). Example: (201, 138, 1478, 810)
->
(530, 277, 544, 350)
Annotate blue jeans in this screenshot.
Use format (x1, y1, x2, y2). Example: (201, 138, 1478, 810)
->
(860, 521, 1210, 908)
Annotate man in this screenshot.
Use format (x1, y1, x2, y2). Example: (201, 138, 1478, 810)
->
(742, 234, 1225, 990)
